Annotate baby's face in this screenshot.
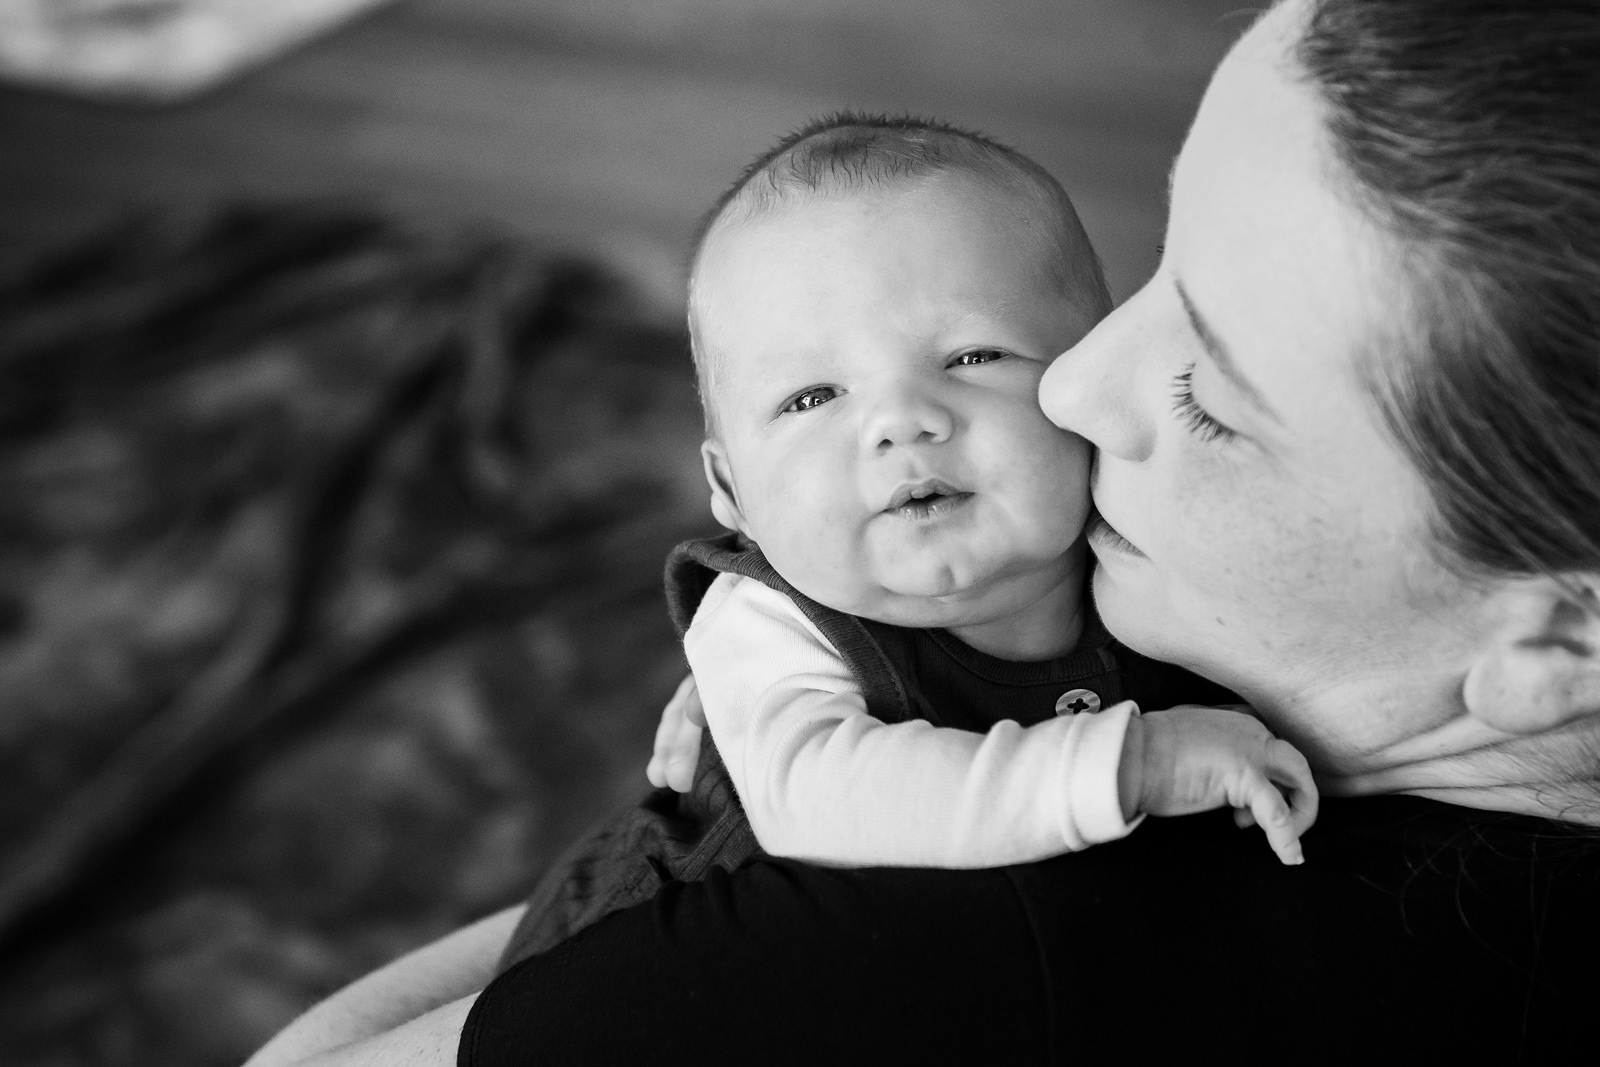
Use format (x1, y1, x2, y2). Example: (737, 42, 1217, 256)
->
(695, 176, 1097, 629)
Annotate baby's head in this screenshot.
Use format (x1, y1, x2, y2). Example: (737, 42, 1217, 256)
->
(690, 113, 1108, 632)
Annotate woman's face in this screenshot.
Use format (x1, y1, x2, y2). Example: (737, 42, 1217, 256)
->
(1038, 3, 1494, 764)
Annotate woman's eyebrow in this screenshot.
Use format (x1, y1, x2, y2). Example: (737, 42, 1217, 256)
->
(1174, 278, 1282, 424)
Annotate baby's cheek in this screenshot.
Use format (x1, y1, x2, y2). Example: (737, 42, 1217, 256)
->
(1008, 430, 1092, 524)
(1049, 439, 1094, 508)
(758, 493, 869, 592)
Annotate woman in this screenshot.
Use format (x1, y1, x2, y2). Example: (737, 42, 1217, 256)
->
(254, 0, 1600, 1061)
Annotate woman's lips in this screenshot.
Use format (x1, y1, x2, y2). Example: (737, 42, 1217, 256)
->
(1087, 512, 1144, 557)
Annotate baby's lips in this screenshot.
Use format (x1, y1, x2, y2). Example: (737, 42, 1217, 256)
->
(883, 477, 961, 511)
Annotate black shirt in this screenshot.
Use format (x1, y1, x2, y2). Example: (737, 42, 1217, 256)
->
(462, 795, 1600, 1064)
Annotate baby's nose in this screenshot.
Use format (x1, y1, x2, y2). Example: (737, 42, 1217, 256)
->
(862, 386, 954, 451)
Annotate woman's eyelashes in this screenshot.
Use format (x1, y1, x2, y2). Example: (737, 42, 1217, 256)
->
(780, 385, 840, 414)
(1170, 364, 1237, 444)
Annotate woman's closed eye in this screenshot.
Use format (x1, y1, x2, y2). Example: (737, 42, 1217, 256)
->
(1170, 364, 1237, 444)
(780, 385, 841, 414)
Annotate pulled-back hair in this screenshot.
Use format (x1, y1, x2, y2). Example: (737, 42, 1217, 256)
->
(1295, 0, 1600, 584)
(688, 111, 1109, 431)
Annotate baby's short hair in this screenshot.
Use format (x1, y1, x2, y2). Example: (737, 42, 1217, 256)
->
(689, 111, 1110, 434)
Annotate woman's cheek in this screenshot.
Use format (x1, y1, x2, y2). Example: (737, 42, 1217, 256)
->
(1165, 445, 1248, 543)
(1165, 450, 1305, 605)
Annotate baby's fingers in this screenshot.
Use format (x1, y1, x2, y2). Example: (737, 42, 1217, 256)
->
(646, 719, 680, 790)
(647, 674, 704, 791)
(1241, 770, 1304, 866)
(1266, 737, 1320, 838)
(650, 717, 704, 792)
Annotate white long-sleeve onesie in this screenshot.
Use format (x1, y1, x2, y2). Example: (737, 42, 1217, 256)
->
(683, 571, 1141, 868)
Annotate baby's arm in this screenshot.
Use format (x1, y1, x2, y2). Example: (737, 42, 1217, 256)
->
(686, 574, 1138, 868)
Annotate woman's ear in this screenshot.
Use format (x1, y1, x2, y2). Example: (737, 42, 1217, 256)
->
(700, 439, 749, 535)
(1463, 575, 1600, 735)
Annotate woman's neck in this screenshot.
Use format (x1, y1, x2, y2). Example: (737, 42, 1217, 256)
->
(1248, 666, 1600, 825)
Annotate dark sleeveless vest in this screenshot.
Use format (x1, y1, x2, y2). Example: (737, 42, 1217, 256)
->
(499, 533, 1230, 968)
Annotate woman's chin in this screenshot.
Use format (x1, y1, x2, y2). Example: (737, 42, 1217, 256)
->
(1090, 563, 1168, 654)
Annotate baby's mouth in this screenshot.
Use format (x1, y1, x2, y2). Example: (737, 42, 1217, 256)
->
(884, 479, 972, 519)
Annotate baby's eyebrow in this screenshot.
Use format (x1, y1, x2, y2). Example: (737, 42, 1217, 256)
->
(942, 296, 1029, 330)
(1174, 278, 1282, 424)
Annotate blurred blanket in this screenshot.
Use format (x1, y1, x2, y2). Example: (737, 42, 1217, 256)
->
(0, 204, 706, 1065)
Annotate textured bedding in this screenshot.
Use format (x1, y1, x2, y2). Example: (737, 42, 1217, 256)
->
(0, 203, 706, 1064)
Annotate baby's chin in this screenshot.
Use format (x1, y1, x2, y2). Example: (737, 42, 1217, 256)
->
(825, 568, 1015, 630)
(788, 543, 1082, 628)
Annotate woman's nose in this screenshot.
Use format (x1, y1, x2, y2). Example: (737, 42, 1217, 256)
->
(861, 382, 955, 452)
(1039, 295, 1156, 462)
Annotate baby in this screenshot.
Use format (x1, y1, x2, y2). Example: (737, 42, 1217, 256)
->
(499, 112, 1315, 965)
(670, 110, 1315, 866)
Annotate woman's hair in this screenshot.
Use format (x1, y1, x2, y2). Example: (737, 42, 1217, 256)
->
(1295, 0, 1600, 584)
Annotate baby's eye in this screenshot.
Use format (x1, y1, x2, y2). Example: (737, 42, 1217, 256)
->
(781, 386, 840, 413)
(951, 348, 1007, 367)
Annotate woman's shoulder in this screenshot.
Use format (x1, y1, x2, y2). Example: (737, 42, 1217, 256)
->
(1002, 795, 1600, 1059)
(464, 798, 1600, 1063)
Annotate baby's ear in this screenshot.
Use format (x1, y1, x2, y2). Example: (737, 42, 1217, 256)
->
(700, 440, 749, 535)
(1463, 574, 1600, 735)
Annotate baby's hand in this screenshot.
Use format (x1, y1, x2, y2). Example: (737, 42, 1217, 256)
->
(645, 673, 706, 792)
(1124, 704, 1318, 865)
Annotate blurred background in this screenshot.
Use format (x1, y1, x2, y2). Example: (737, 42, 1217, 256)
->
(0, 2, 1247, 1063)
